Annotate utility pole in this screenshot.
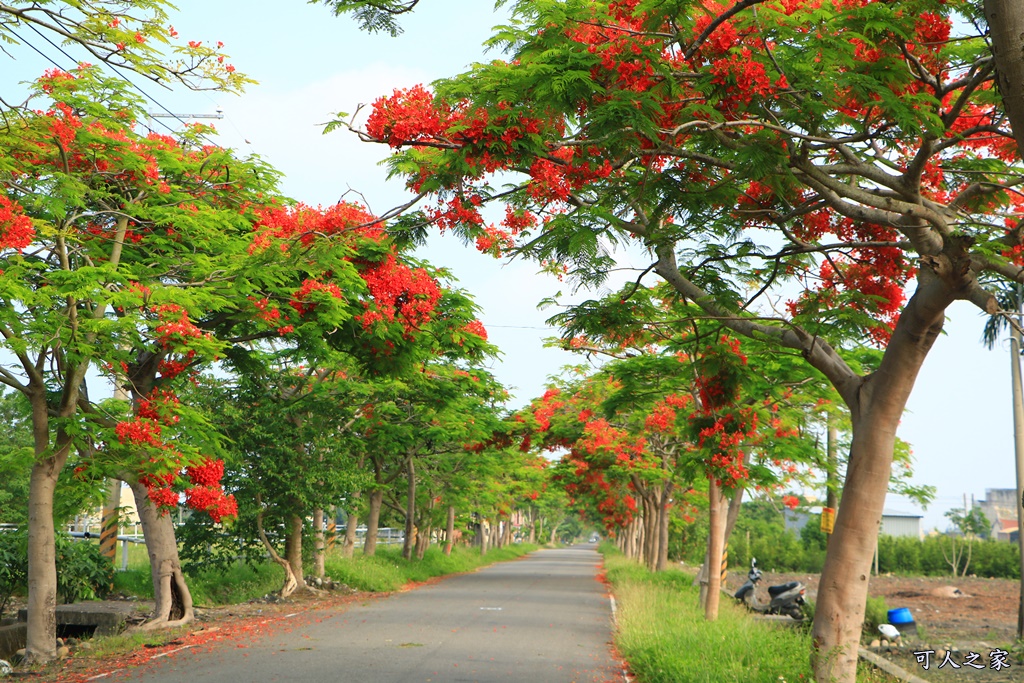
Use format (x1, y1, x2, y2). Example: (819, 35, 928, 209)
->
(1009, 286, 1024, 640)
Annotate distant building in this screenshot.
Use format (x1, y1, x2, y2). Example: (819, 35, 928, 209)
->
(879, 509, 923, 539)
(784, 506, 923, 539)
(783, 507, 820, 535)
(977, 489, 1019, 542)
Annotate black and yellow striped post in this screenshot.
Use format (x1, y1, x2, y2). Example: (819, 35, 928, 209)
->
(99, 479, 121, 564)
(720, 542, 729, 587)
(326, 508, 337, 551)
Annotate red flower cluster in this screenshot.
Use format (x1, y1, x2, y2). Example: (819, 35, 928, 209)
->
(184, 484, 237, 523)
(251, 202, 381, 252)
(290, 278, 344, 316)
(0, 195, 34, 252)
(533, 388, 565, 432)
(154, 304, 205, 347)
(463, 319, 488, 341)
(357, 253, 441, 332)
(366, 84, 447, 148)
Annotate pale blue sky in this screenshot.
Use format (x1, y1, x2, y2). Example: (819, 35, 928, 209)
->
(1, 0, 1016, 533)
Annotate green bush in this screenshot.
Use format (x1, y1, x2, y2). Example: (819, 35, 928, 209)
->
(876, 535, 1020, 578)
(54, 534, 115, 603)
(0, 531, 113, 609)
(0, 531, 27, 615)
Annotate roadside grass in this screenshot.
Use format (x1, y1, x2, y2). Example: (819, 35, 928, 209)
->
(601, 546, 898, 683)
(324, 543, 538, 592)
(110, 542, 540, 605)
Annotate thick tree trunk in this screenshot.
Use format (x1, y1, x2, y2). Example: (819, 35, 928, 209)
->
(985, 0, 1024, 157)
(812, 277, 951, 683)
(415, 525, 430, 559)
(364, 490, 383, 557)
(128, 478, 194, 629)
(704, 478, 727, 621)
(23, 384, 73, 665)
(25, 458, 62, 664)
(444, 505, 455, 556)
(402, 458, 415, 561)
(548, 525, 556, 546)
(698, 485, 747, 606)
(285, 514, 304, 589)
(313, 508, 326, 580)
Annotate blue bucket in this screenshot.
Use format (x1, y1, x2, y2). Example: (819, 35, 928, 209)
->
(887, 607, 914, 625)
(887, 607, 917, 634)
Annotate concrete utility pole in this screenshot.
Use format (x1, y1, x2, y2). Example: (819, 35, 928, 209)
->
(1009, 297, 1024, 640)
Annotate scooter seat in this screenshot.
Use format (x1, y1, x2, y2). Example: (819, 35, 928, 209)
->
(767, 581, 800, 596)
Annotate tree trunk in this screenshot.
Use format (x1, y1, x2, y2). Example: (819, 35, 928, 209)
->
(342, 498, 360, 559)
(985, 0, 1024, 157)
(128, 477, 194, 629)
(254, 502, 298, 598)
(444, 505, 455, 556)
(415, 525, 430, 559)
(704, 478, 727, 621)
(364, 490, 383, 557)
(490, 519, 501, 549)
(25, 457, 62, 664)
(656, 483, 673, 571)
(402, 457, 415, 561)
(313, 508, 326, 579)
(285, 514, 304, 589)
(641, 495, 656, 570)
(812, 277, 951, 683)
(548, 524, 556, 546)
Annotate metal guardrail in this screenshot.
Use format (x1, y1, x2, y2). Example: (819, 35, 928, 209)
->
(67, 531, 146, 571)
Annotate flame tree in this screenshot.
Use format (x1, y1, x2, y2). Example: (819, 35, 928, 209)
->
(340, 1, 1024, 675)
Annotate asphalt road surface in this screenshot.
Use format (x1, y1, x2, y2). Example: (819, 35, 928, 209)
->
(114, 545, 622, 683)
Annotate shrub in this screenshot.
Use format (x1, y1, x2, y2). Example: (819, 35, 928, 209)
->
(0, 530, 27, 615)
(54, 533, 114, 603)
(863, 595, 890, 638)
(0, 531, 114, 609)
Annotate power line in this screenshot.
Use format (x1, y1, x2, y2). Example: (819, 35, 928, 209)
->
(23, 16, 223, 143)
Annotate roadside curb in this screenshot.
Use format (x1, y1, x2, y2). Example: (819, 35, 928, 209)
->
(859, 647, 933, 683)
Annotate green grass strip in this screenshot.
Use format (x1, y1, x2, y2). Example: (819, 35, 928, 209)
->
(324, 544, 538, 593)
(112, 543, 540, 605)
(600, 546, 897, 683)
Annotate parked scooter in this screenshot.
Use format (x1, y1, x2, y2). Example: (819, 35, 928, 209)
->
(733, 557, 806, 620)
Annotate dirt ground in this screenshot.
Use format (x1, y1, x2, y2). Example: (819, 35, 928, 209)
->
(729, 570, 1022, 682)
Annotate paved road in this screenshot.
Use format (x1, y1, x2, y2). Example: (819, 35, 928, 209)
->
(115, 545, 622, 683)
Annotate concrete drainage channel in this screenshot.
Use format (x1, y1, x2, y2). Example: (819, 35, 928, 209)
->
(0, 601, 141, 668)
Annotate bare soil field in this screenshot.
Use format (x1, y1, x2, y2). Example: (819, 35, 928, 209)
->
(731, 570, 1022, 682)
